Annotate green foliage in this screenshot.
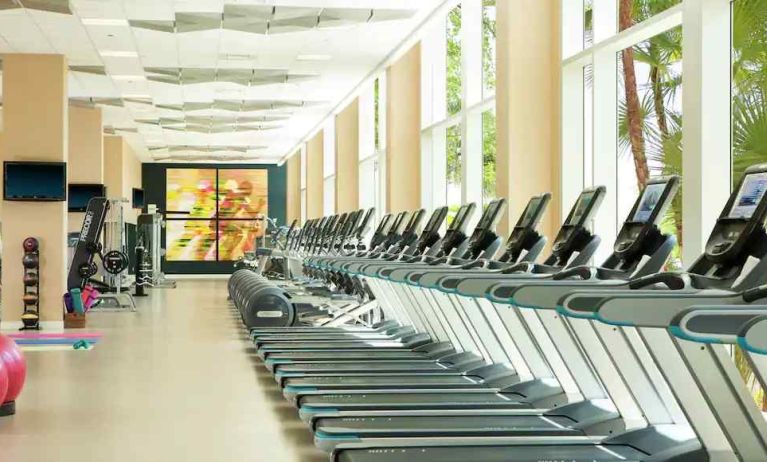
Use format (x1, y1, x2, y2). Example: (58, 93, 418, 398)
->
(483, 110, 497, 204)
(447, 5, 462, 115)
(482, 1, 496, 93)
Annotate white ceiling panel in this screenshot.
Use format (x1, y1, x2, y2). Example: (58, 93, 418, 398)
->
(0, 0, 441, 162)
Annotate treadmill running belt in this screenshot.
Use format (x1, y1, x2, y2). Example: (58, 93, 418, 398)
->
(300, 392, 530, 410)
(333, 444, 648, 462)
(276, 362, 451, 373)
(286, 375, 482, 388)
(316, 414, 579, 438)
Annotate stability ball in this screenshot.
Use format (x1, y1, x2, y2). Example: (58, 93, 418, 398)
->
(0, 335, 26, 416)
(0, 361, 8, 412)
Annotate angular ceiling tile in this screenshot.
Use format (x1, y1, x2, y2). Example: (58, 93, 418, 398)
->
(175, 12, 220, 33)
(129, 19, 175, 33)
(222, 4, 270, 34)
(19, 0, 71, 14)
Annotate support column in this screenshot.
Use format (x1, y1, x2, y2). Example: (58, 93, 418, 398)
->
(496, 0, 561, 239)
(386, 44, 421, 212)
(104, 135, 143, 225)
(68, 106, 104, 233)
(1, 54, 68, 328)
(286, 153, 301, 223)
(336, 98, 360, 213)
(306, 131, 324, 219)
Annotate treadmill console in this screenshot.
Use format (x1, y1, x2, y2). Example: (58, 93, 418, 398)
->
(399, 209, 426, 247)
(414, 206, 449, 254)
(380, 211, 410, 249)
(549, 186, 606, 261)
(613, 176, 680, 260)
(433, 203, 476, 257)
(368, 214, 393, 250)
(464, 199, 508, 259)
(498, 193, 551, 262)
(704, 166, 767, 264)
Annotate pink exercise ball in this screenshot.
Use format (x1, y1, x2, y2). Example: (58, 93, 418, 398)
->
(0, 360, 8, 412)
(0, 335, 26, 413)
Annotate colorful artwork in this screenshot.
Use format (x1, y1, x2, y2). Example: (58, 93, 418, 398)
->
(166, 169, 217, 219)
(218, 220, 261, 261)
(165, 220, 217, 261)
(217, 169, 268, 219)
(165, 168, 269, 261)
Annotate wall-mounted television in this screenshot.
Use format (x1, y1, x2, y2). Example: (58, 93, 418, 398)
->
(132, 188, 144, 209)
(68, 184, 106, 212)
(4, 161, 67, 202)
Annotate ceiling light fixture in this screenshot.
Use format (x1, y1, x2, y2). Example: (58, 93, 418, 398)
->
(81, 18, 130, 26)
(100, 50, 139, 58)
(112, 75, 147, 81)
(296, 54, 332, 61)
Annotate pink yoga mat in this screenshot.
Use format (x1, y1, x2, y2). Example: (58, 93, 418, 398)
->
(7, 332, 103, 339)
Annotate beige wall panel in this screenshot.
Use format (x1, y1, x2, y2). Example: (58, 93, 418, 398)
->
(306, 131, 324, 219)
(496, 0, 561, 241)
(103, 136, 143, 225)
(1, 54, 68, 325)
(386, 44, 421, 213)
(286, 153, 301, 224)
(68, 106, 104, 233)
(122, 141, 143, 224)
(335, 98, 360, 213)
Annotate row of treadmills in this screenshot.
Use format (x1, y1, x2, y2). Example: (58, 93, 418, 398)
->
(242, 163, 767, 461)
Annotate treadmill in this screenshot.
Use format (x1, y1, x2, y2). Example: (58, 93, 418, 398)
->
(328, 167, 767, 462)
(272, 196, 550, 382)
(308, 177, 679, 451)
(291, 188, 607, 420)
(276, 196, 551, 390)
(255, 200, 508, 361)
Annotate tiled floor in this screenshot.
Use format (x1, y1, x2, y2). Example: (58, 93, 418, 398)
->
(0, 279, 326, 462)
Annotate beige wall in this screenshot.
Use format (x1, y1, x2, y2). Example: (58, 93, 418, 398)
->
(1, 54, 68, 326)
(386, 43, 421, 213)
(335, 98, 360, 213)
(286, 153, 301, 224)
(305, 131, 324, 219)
(104, 135, 143, 225)
(68, 106, 104, 233)
(496, 0, 561, 241)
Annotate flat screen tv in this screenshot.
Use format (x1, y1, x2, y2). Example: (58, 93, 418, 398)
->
(68, 184, 106, 212)
(132, 188, 144, 209)
(4, 161, 67, 202)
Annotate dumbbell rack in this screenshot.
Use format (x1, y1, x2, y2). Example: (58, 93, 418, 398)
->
(21, 245, 40, 331)
(93, 199, 136, 312)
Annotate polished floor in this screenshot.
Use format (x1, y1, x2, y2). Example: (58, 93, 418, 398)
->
(0, 279, 326, 462)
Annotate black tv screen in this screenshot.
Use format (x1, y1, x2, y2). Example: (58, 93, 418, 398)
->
(4, 161, 67, 202)
(132, 188, 144, 209)
(68, 184, 106, 212)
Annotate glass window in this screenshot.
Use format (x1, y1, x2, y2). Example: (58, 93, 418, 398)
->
(446, 124, 462, 222)
(618, 0, 682, 32)
(324, 176, 336, 216)
(617, 26, 683, 269)
(447, 4, 462, 115)
(374, 78, 381, 151)
(584, 0, 593, 47)
(482, 109, 497, 206)
(482, 1, 496, 96)
(732, 0, 767, 183)
(732, 0, 767, 412)
(584, 64, 594, 186)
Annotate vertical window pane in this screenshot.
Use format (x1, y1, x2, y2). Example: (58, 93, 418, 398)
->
(482, 109, 497, 206)
(584, 64, 594, 186)
(482, 1, 496, 96)
(447, 4, 462, 115)
(732, 0, 767, 412)
(374, 78, 381, 150)
(584, 0, 593, 47)
(617, 26, 683, 269)
(359, 158, 376, 210)
(324, 177, 335, 216)
(301, 189, 307, 223)
(446, 124, 462, 222)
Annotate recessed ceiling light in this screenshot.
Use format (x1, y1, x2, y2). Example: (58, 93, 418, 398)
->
(82, 18, 129, 26)
(100, 50, 138, 58)
(296, 54, 332, 61)
(112, 75, 147, 81)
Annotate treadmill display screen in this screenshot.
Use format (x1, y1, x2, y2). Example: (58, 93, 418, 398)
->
(450, 206, 471, 230)
(424, 208, 446, 233)
(567, 192, 596, 225)
(520, 198, 543, 227)
(477, 201, 499, 229)
(730, 172, 767, 219)
(633, 182, 666, 223)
